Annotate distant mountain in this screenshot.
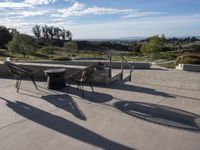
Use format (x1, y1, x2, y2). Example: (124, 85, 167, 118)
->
(119, 36, 147, 40)
(74, 36, 200, 41)
(75, 37, 147, 41)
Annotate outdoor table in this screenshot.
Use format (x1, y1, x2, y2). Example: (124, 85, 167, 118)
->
(44, 68, 66, 90)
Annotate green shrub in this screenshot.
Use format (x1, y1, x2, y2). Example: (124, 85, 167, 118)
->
(32, 53, 49, 58)
(38, 46, 58, 54)
(50, 56, 72, 61)
(176, 54, 200, 65)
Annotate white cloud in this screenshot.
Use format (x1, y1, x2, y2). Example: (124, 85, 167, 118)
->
(64, 0, 76, 3)
(1, 13, 200, 38)
(81, 7, 133, 15)
(0, 0, 57, 9)
(58, 2, 85, 15)
(65, 14, 200, 39)
(53, 2, 136, 17)
(12, 10, 49, 17)
(123, 10, 163, 18)
(24, 0, 57, 6)
(1, 1, 199, 38)
(0, 2, 31, 8)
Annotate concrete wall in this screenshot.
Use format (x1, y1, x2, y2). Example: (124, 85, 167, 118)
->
(183, 64, 200, 72)
(176, 64, 200, 72)
(0, 60, 150, 81)
(0, 62, 83, 79)
(17, 60, 151, 69)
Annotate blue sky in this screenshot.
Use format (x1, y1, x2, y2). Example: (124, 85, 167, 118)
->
(0, 0, 200, 39)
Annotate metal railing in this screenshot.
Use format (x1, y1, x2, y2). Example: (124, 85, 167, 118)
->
(120, 55, 135, 81)
(107, 50, 135, 82)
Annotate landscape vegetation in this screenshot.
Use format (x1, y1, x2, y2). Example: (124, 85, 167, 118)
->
(0, 25, 200, 68)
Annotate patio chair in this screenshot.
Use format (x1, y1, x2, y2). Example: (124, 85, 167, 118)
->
(66, 64, 95, 98)
(4, 58, 38, 93)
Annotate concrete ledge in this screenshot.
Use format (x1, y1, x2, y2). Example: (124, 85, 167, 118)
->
(0, 60, 150, 82)
(17, 60, 151, 69)
(0, 62, 84, 79)
(176, 64, 200, 72)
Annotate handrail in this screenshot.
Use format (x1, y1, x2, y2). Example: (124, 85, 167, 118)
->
(106, 50, 135, 82)
(175, 55, 184, 67)
(120, 55, 135, 81)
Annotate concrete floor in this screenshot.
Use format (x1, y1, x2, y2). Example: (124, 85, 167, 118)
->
(0, 67, 200, 150)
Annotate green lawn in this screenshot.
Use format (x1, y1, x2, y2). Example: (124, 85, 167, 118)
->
(157, 62, 175, 69)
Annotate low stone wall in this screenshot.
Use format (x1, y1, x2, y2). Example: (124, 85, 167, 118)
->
(183, 64, 200, 72)
(176, 64, 200, 72)
(0, 62, 84, 79)
(17, 60, 151, 69)
(0, 60, 150, 81)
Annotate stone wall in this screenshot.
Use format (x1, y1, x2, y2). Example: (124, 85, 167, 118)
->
(0, 62, 83, 79)
(0, 60, 150, 84)
(176, 64, 200, 72)
(17, 60, 151, 69)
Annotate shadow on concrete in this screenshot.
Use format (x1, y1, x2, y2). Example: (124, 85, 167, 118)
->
(0, 97, 133, 150)
(62, 86, 113, 103)
(114, 101, 200, 132)
(42, 94, 86, 121)
(110, 81, 175, 98)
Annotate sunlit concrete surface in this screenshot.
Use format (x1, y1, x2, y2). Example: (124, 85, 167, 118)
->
(0, 67, 200, 150)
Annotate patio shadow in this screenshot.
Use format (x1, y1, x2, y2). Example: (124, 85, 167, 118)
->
(41, 94, 86, 121)
(63, 86, 113, 103)
(1, 98, 134, 150)
(114, 101, 200, 132)
(110, 81, 174, 98)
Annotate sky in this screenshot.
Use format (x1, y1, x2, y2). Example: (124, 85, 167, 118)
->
(0, 0, 200, 39)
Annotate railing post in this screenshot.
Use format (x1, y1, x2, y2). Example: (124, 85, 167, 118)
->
(181, 55, 183, 68)
(129, 67, 134, 82)
(121, 57, 124, 80)
(107, 52, 112, 78)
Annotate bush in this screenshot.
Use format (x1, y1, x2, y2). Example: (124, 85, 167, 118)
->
(7, 33, 37, 58)
(0, 26, 12, 48)
(176, 54, 200, 65)
(38, 46, 57, 54)
(32, 53, 49, 59)
(50, 56, 72, 61)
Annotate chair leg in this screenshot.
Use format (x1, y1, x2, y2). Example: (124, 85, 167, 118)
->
(17, 80, 21, 93)
(80, 83, 85, 98)
(66, 81, 71, 95)
(16, 79, 19, 88)
(90, 82, 95, 93)
(31, 77, 38, 90)
(78, 83, 83, 97)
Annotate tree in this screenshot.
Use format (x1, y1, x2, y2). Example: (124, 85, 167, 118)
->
(0, 26, 12, 48)
(7, 31, 20, 54)
(53, 27, 62, 40)
(140, 34, 166, 54)
(19, 34, 37, 58)
(7, 33, 37, 58)
(65, 30, 72, 41)
(60, 28, 66, 40)
(48, 26, 54, 39)
(42, 25, 49, 39)
(32, 25, 41, 39)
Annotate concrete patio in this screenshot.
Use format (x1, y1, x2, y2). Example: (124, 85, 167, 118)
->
(0, 66, 200, 150)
